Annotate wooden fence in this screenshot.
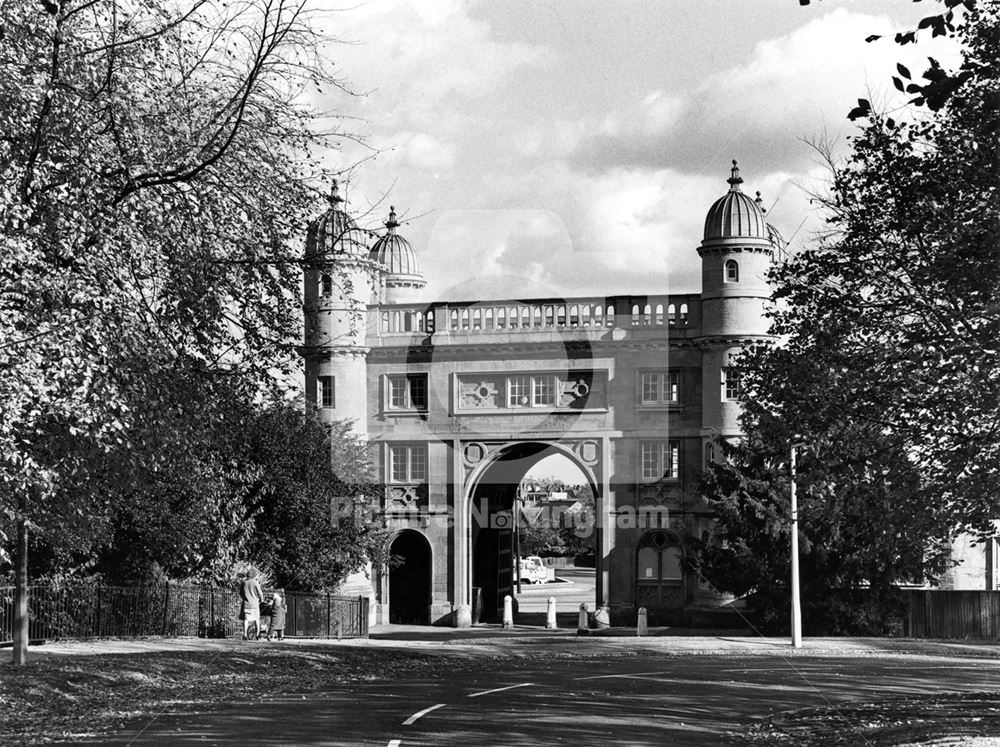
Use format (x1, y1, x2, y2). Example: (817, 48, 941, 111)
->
(901, 590, 1000, 639)
(0, 584, 368, 643)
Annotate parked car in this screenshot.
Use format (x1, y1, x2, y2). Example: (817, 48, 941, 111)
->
(513, 556, 554, 584)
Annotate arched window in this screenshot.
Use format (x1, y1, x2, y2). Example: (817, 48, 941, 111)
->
(472, 309, 482, 330)
(403, 311, 413, 332)
(679, 303, 689, 323)
(593, 305, 603, 326)
(667, 303, 676, 324)
(581, 305, 591, 327)
(381, 311, 390, 332)
(569, 305, 579, 326)
(705, 441, 716, 467)
(607, 305, 615, 326)
(496, 307, 506, 330)
(450, 309, 459, 331)
(320, 273, 333, 296)
(725, 259, 740, 282)
(461, 309, 470, 330)
(426, 311, 435, 333)
(643, 304, 652, 325)
(631, 304, 640, 326)
(392, 310, 400, 332)
(484, 308, 494, 330)
(636, 530, 684, 611)
(654, 304, 664, 325)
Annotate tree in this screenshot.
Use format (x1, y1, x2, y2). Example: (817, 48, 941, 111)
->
(697, 0, 999, 631)
(0, 0, 350, 663)
(244, 411, 387, 592)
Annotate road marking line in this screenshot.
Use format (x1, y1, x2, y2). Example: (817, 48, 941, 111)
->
(388, 741, 401, 747)
(402, 703, 445, 726)
(575, 671, 669, 681)
(468, 682, 534, 698)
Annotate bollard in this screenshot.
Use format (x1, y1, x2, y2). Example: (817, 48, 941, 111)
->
(577, 603, 589, 635)
(637, 607, 648, 637)
(546, 597, 557, 630)
(502, 594, 514, 630)
(454, 604, 472, 629)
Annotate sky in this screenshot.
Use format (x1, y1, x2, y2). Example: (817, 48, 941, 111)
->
(309, 0, 958, 303)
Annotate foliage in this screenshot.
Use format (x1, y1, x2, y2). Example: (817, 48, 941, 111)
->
(243, 411, 387, 592)
(697, 0, 999, 632)
(0, 1, 349, 573)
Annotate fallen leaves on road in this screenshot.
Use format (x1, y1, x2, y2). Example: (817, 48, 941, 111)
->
(748, 692, 1000, 746)
(0, 641, 448, 744)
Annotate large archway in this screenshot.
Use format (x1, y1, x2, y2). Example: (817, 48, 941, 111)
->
(468, 442, 598, 624)
(387, 530, 432, 625)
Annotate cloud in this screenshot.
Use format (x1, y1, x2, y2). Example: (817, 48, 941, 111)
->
(570, 8, 962, 175)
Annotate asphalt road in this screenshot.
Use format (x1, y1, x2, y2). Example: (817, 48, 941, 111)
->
(76, 650, 1000, 746)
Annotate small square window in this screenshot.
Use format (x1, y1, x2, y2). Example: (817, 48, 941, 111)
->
(388, 444, 428, 483)
(640, 441, 680, 481)
(386, 374, 428, 412)
(532, 376, 555, 407)
(639, 371, 679, 406)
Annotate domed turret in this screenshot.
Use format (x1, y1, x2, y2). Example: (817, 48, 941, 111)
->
(370, 206, 426, 304)
(697, 161, 777, 448)
(305, 180, 370, 259)
(302, 179, 379, 438)
(702, 161, 769, 242)
(697, 160, 774, 338)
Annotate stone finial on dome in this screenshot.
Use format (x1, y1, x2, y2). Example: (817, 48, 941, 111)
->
(329, 178, 344, 206)
(386, 205, 399, 233)
(755, 191, 766, 214)
(728, 159, 743, 191)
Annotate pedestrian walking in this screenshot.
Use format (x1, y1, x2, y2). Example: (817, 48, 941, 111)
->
(239, 571, 264, 640)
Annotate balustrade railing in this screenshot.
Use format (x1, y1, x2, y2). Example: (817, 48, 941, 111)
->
(376, 297, 695, 334)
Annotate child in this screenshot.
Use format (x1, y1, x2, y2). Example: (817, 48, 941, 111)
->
(267, 590, 287, 641)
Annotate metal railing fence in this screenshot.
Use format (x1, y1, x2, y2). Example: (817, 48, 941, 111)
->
(0, 584, 368, 642)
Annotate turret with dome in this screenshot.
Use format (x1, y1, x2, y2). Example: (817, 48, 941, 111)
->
(369, 206, 426, 304)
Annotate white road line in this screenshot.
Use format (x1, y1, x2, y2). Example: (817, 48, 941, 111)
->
(387, 741, 401, 747)
(402, 703, 445, 726)
(575, 671, 670, 681)
(468, 682, 534, 698)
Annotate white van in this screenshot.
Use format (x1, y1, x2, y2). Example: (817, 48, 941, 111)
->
(514, 556, 554, 584)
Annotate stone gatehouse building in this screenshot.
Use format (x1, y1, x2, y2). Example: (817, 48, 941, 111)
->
(303, 162, 786, 626)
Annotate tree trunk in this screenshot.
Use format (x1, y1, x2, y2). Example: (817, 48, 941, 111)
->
(12, 506, 28, 665)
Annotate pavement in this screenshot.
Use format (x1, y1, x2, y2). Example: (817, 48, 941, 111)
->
(24, 625, 1000, 661)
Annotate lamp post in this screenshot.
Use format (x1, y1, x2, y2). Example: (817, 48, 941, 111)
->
(790, 440, 804, 648)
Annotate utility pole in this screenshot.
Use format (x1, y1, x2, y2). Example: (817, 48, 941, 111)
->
(790, 440, 804, 648)
(514, 484, 523, 595)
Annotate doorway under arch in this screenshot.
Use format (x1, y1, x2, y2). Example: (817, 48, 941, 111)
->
(387, 530, 432, 625)
(468, 442, 599, 623)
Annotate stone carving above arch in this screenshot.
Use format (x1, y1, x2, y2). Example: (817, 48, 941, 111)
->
(385, 483, 428, 513)
(462, 441, 488, 467)
(572, 439, 600, 466)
